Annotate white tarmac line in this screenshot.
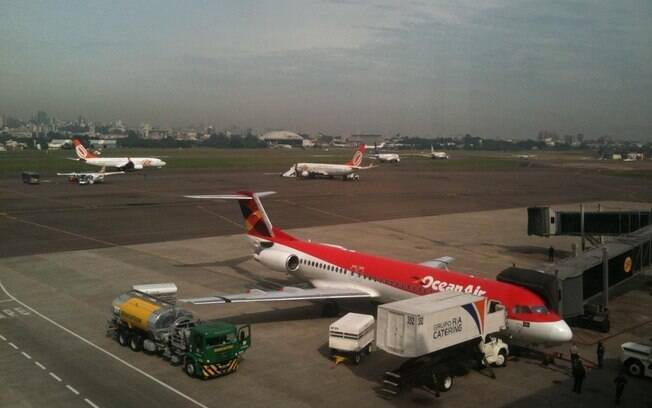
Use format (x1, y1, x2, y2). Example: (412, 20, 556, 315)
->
(0, 280, 209, 408)
(21, 351, 32, 359)
(66, 384, 80, 395)
(84, 398, 100, 408)
(49, 372, 62, 382)
(0, 298, 15, 303)
(0, 334, 6, 341)
(35, 361, 46, 370)
(9, 342, 18, 350)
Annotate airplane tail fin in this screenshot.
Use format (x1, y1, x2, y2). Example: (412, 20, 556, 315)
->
(346, 145, 366, 166)
(73, 139, 96, 160)
(184, 191, 293, 240)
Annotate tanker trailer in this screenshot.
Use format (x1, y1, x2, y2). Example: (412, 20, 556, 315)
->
(107, 289, 251, 379)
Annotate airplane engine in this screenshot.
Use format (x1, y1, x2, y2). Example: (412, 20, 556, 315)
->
(132, 163, 143, 170)
(301, 170, 309, 178)
(254, 249, 300, 273)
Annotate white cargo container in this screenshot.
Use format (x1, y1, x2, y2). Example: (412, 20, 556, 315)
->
(377, 291, 506, 358)
(329, 313, 376, 364)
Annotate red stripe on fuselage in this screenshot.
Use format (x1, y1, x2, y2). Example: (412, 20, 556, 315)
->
(271, 236, 558, 323)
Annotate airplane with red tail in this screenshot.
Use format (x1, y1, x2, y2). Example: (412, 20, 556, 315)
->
(282, 145, 375, 180)
(71, 139, 166, 171)
(182, 191, 573, 345)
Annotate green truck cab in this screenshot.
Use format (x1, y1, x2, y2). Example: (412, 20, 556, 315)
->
(184, 322, 251, 379)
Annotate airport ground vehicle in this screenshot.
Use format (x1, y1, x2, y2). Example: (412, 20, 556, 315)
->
(21, 171, 40, 184)
(620, 341, 652, 378)
(107, 288, 251, 379)
(376, 292, 508, 396)
(329, 313, 376, 364)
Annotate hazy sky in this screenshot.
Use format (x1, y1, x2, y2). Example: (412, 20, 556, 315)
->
(1, 1, 650, 139)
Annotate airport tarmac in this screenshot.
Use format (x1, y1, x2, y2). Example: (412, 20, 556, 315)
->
(2, 162, 652, 258)
(1, 202, 651, 407)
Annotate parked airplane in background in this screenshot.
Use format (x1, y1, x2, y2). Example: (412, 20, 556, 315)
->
(368, 143, 400, 163)
(282, 145, 375, 180)
(182, 191, 573, 346)
(431, 145, 449, 159)
(57, 167, 124, 185)
(369, 152, 400, 163)
(72, 139, 166, 171)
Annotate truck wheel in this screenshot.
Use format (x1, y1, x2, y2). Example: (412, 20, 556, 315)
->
(435, 372, 453, 392)
(353, 352, 361, 365)
(494, 349, 507, 367)
(625, 359, 644, 377)
(129, 335, 143, 352)
(185, 360, 197, 378)
(117, 330, 130, 347)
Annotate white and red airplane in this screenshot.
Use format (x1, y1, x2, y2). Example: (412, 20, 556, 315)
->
(282, 145, 375, 180)
(183, 191, 573, 345)
(72, 139, 166, 171)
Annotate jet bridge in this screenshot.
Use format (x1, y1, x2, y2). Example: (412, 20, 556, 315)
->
(528, 206, 651, 237)
(499, 224, 652, 332)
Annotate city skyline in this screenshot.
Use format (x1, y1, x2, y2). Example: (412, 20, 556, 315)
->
(1, 1, 651, 140)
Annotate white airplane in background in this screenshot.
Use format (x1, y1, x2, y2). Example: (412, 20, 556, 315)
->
(368, 143, 400, 163)
(181, 191, 573, 346)
(430, 145, 449, 159)
(282, 145, 375, 180)
(57, 167, 124, 185)
(72, 139, 166, 171)
(369, 152, 400, 163)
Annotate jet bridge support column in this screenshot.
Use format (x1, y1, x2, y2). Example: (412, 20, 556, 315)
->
(602, 247, 609, 311)
(580, 204, 585, 251)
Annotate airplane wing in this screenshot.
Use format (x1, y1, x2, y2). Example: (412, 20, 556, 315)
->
(180, 286, 376, 305)
(57, 171, 124, 177)
(351, 164, 377, 170)
(420, 256, 456, 270)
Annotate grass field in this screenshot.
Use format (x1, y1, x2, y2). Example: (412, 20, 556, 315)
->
(1, 148, 650, 179)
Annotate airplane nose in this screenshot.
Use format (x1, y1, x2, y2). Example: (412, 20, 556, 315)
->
(551, 320, 573, 343)
(160, 160, 166, 166)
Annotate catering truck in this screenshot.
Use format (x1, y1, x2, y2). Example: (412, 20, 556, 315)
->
(329, 313, 376, 364)
(107, 286, 251, 379)
(376, 291, 508, 396)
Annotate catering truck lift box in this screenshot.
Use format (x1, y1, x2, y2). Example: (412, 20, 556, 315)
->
(329, 313, 375, 364)
(377, 291, 508, 396)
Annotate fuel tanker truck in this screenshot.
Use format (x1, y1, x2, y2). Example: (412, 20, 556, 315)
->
(107, 287, 251, 379)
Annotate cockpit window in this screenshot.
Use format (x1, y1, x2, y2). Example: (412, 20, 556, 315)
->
(512, 305, 531, 314)
(531, 306, 548, 314)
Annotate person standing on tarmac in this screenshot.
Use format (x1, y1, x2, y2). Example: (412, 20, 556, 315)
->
(614, 371, 627, 405)
(596, 340, 605, 368)
(570, 342, 579, 362)
(548, 245, 555, 262)
(572, 359, 586, 394)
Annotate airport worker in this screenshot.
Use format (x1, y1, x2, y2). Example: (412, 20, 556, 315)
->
(570, 342, 579, 362)
(572, 359, 586, 394)
(614, 371, 627, 405)
(596, 340, 605, 368)
(548, 245, 555, 262)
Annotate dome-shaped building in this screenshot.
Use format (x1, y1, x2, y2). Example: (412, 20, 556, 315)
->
(259, 130, 304, 147)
